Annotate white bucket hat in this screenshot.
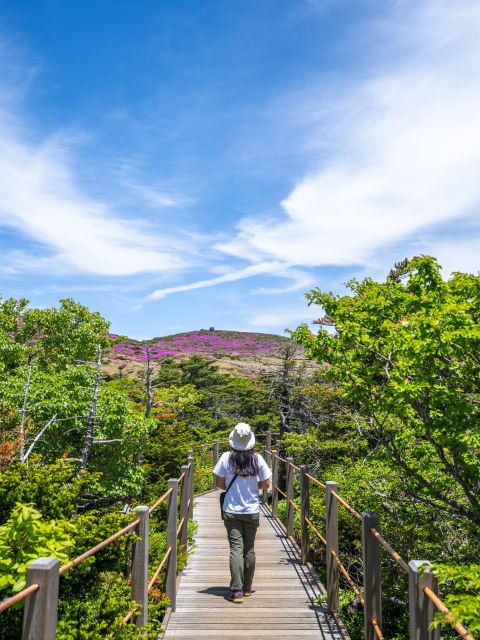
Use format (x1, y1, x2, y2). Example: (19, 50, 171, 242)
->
(229, 423, 255, 451)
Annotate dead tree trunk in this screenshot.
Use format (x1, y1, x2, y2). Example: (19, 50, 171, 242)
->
(19, 351, 33, 464)
(134, 345, 169, 464)
(77, 345, 102, 477)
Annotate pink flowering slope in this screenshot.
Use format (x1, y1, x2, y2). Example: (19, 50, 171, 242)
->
(108, 329, 290, 364)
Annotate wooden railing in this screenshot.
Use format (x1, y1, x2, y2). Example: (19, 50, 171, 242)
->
(2, 433, 473, 640)
(265, 449, 475, 640)
(0, 451, 198, 639)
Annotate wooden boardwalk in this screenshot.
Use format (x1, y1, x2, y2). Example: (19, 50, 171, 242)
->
(164, 490, 347, 639)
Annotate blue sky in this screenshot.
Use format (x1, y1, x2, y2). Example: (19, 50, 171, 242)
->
(1, 0, 480, 339)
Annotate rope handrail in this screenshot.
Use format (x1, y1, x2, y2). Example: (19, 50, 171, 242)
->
(0, 583, 39, 613)
(112, 542, 175, 634)
(372, 618, 384, 640)
(149, 487, 174, 514)
(274, 454, 287, 463)
(305, 473, 326, 489)
(331, 490, 362, 521)
(194, 466, 214, 474)
(59, 517, 141, 575)
(62, 479, 181, 578)
(148, 546, 172, 591)
(331, 550, 364, 605)
(424, 587, 475, 640)
(187, 498, 191, 508)
(289, 499, 301, 514)
(178, 472, 186, 483)
(290, 462, 301, 471)
(121, 607, 137, 625)
(193, 433, 279, 450)
(369, 526, 409, 574)
(256, 433, 280, 436)
(177, 517, 185, 537)
(304, 517, 326, 546)
(275, 485, 287, 498)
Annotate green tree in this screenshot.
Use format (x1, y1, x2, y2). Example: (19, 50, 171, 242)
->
(155, 355, 277, 437)
(291, 255, 480, 524)
(0, 368, 153, 495)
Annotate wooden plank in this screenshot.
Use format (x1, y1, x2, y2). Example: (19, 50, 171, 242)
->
(164, 631, 340, 638)
(168, 623, 330, 629)
(173, 600, 326, 617)
(172, 607, 326, 623)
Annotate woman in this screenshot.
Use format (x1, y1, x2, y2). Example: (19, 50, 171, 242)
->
(213, 423, 272, 603)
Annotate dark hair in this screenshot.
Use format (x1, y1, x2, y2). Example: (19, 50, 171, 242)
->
(228, 448, 260, 477)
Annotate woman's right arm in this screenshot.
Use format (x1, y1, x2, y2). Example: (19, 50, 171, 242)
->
(215, 475, 227, 490)
(258, 478, 271, 489)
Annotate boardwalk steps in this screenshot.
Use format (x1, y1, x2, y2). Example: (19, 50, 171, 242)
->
(164, 490, 348, 639)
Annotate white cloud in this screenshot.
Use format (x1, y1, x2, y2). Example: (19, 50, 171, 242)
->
(121, 179, 181, 207)
(250, 268, 315, 294)
(145, 263, 317, 300)
(217, 0, 480, 274)
(145, 261, 284, 300)
(0, 81, 188, 276)
(28, 284, 115, 295)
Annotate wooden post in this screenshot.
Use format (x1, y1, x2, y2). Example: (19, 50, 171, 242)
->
(266, 431, 272, 467)
(262, 445, 268, 505)
(23, 557, 60, 640)
(166, 478, 178, 612)
(362, 512, 382, 640)
(131, 506, 149, 630)
(326, 481, 339, 613)
(187, 452, 194, 519)
(179, 465, 189, 556)
(212, 440, 219, 491)
(409, 560, 440, 640)
(300, 465, 310, 566)
(286, 457, 294, 537)
(271, 450, 279, 518)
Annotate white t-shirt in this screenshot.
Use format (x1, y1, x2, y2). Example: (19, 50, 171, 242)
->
(213, 451, 272, 514)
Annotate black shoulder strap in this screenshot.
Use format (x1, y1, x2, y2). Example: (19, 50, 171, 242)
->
(225, 473, 238, 495)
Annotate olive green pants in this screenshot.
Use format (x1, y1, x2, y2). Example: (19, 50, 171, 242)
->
(223, 512, 260, 591)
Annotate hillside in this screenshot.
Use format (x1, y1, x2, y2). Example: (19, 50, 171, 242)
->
(103, 329, 296, 377)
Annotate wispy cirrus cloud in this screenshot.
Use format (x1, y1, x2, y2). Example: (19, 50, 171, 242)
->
(0, 118, 189, 275)
(217, 0, 480, 276)
(0, 41, 191, 278)
(145, 261, 284, 300)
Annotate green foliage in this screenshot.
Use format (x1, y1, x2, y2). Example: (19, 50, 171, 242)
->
(155, 355, 278, 438)
(0, 503, 75, 599)
(17, 298, 113, 372)
(0, 297, 29, 371)
(142, 420, 192, 500)
(0, 296, 115, 374)
(0, 458, 101, 525)
(291, 255, 480, 523)
(431, 563, 480, 638)
(57, 572, 165, 640)
(0, 368, 153, 495)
